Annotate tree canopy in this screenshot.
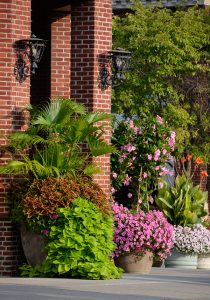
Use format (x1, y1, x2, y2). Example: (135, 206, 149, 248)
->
(112, 4, 210, 160)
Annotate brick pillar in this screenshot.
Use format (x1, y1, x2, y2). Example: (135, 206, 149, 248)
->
(71, 0, 112, 195)
(0, 0, 31, 276)
(51, 10, 71, 99)
(192, 164, 208, 191)
(192, 163, 208, 215)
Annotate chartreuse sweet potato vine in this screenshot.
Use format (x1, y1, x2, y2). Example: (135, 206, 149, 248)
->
(20, 198, 122, 280)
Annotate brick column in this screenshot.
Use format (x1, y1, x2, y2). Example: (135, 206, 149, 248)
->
(0, 0, 31, 276)
(51, 10, 71, 99)
(192, 164, 208, 191)
(71, 0, 112, 195)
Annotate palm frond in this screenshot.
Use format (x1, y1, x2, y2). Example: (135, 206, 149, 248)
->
(57, 98, 86, 115)
(32, 99, 86, 128)
(87, 136, 118, 156)
(0, 160, 28, 175)
(8, 132, 48, 150)
(84, 112, 112, 124)
(83, 163, 102, 177)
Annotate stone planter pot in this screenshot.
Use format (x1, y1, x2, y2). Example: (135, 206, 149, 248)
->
(20, 225, 47, 266)
(114, 251, 153, 274)
(165, 249, 197, 269)
(197, 254, 210, 269)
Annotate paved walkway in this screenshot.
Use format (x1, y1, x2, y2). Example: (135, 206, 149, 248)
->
(0, 267, 210, 300)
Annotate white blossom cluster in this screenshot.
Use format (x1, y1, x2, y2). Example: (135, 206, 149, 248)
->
(173, 224, 210, 254)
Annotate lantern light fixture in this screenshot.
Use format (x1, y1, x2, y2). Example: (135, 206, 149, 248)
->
(14, 34, 47, 83)
(99, 47, 132, 89)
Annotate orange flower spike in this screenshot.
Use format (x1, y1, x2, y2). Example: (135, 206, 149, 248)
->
(180, 157, 186, 163)
(194, 157, 204, 165)
(201, 171, 208, 177)
(186, 154, 193, 160)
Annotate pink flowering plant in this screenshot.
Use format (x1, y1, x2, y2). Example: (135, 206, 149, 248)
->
(173, 224, 210, 254)
(112, 202, 174, 260)
(111, 114, 176, 211)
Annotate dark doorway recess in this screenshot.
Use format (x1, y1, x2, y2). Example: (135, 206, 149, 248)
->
(30, 0, 51, 106)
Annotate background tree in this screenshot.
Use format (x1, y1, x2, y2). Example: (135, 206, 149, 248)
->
(112, 4, 210, 161)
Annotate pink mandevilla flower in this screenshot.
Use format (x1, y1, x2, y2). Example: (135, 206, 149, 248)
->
(143, 172, 148, 178)
(112, 172, 118, 179)
(156, 115, 163, 124)
(123, 174, 131, 186)
(111, 187, 116, 194)
(147, 154, 152, 160)
(154, 149, 161, 161)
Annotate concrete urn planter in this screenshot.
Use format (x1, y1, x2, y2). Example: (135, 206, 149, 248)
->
(114, 251, 153, 274)
(165, 249, 198, 269)
(20, 225, 47, 266)
(197, 253, 210, 269)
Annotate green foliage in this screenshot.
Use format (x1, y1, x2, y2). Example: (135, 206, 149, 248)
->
(0, 98, 116, 179)
(156, 174, 208, 226)
(112, 5, 210, 160)
(17, 175, 111, 231)
(20, 198, 122, 280)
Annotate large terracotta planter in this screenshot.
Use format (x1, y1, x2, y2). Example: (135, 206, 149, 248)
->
(165, 249, 197, 269)
(197, 254, 210, 269)
(114, 251, 153, 274)
(20, 225, 47, 266)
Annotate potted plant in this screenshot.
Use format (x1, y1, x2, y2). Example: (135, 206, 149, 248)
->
(166, 224, 210, 269)
(112, 202, 174, 274)
(156, 169, 209, 268)
(1, 98, 122, 279)
(19, 197, 122, 279)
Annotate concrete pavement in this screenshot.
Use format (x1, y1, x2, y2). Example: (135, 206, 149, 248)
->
(0, 267, 210, 300)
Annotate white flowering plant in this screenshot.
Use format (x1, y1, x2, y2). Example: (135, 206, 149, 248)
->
(111, 113, 176, 211)
(173, 224, 210, 254)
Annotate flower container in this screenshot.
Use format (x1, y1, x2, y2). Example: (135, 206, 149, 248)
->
(20, 225, 47, 266)
(115, 251, 153, 274)
(112, 203, 174, 269)
(165, 249, 197, 269)
(197, 254, 210, 269)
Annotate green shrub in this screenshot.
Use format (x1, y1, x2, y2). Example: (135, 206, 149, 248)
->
(156, 174, 208, 226)
(20, 198, 122, 280)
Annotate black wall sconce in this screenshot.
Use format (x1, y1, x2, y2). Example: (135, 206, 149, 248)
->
(14, 34, 47, 83)
(98, 48, 131, 90)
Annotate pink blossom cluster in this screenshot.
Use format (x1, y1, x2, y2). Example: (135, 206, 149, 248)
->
(129, 120, 142, 134)
(123, 174, 131, 186)
(168, 131, 176, 149)
(112, 203, 174, 260)
(121, 143, 136, 153)
(156, 115, 163, 124)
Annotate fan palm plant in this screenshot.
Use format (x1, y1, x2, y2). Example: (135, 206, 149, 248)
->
(1, 98, 116, 179)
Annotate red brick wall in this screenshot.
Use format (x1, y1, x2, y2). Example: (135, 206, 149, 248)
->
(51, 10, 71, 99)
(0, 0, 31, 275)
(192, 163, 208, 215)
(71, 0, 112, 195)
(192, 164, 208, 191)
(0, 0, 113, 276)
